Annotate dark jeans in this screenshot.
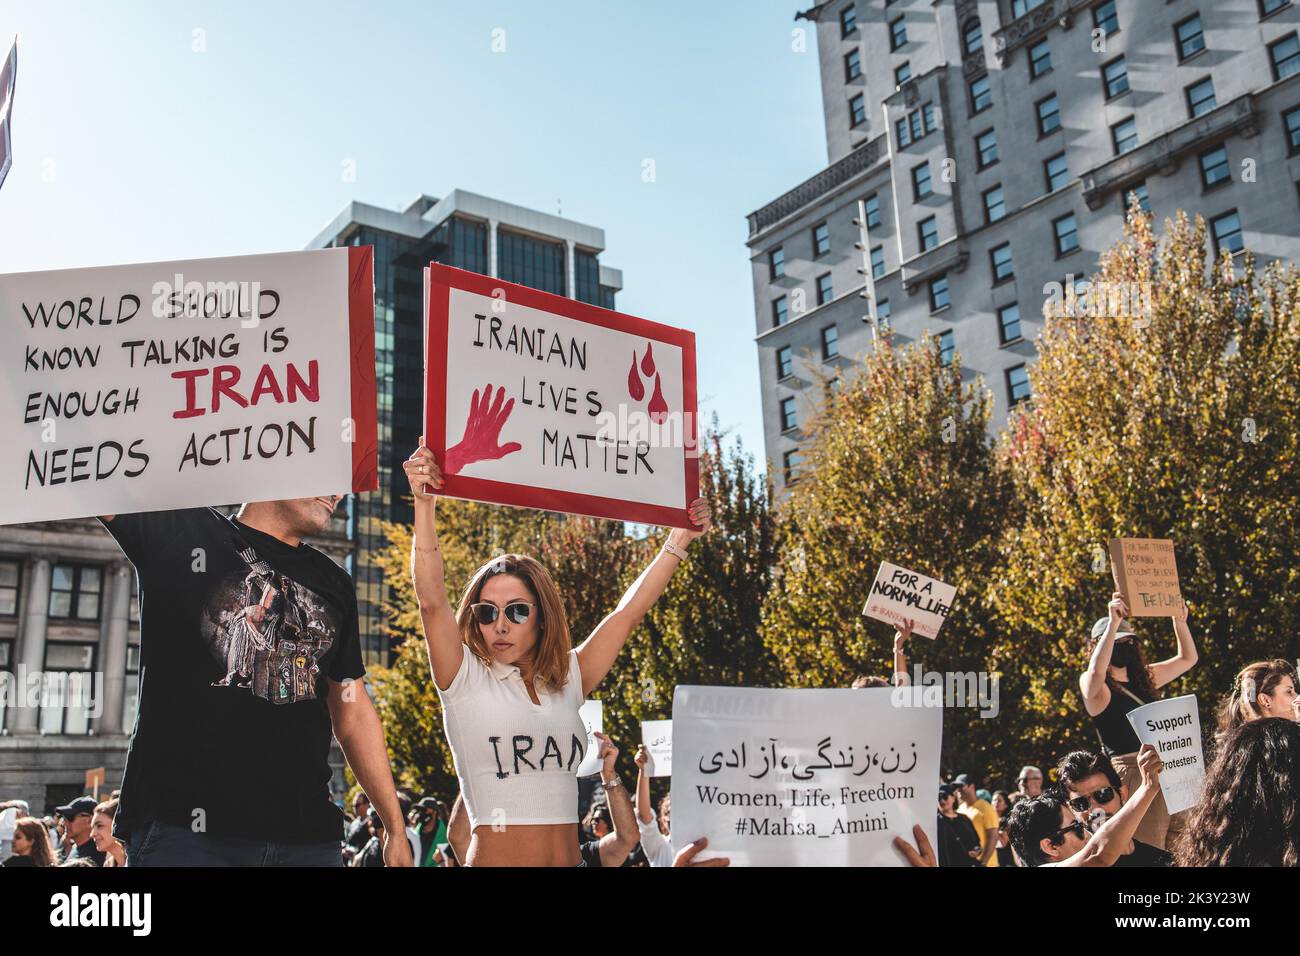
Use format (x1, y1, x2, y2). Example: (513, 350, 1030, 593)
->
(125, 820, 343, 868)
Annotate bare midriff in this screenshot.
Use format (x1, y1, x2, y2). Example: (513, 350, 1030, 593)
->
(468, 822, 580, 867)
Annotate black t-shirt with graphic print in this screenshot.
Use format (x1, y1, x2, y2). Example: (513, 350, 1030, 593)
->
(101, 507, 364, 844)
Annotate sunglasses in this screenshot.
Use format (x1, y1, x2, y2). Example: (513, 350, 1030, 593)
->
(470, 601, 535, 625)
(1051, 820, 1089, 842)
(1067, 787, 1117, 813)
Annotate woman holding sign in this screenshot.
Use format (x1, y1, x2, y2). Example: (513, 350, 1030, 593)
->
(404, 435, 710, 867)
(1079, 591, 1198, 851)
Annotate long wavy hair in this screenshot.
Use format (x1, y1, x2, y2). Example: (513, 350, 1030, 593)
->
(456, 554, 572, 692)
(13, 817, 56, 867)
(1214, 659, 1296, 750)
(1087, 632, 1157, 703)
(1173, 718, 1300, 867)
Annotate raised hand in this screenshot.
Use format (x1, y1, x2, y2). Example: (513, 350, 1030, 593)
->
(403, 437, 443, 500)
(444, 383, 523, 475)
(669, 497, 712, 547)
(1108, 591, 1129, 624)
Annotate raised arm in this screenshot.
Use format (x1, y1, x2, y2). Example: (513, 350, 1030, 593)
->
(892, 619, 914, 687)
(1149, 598, 1198, 689)
(1079, 592, 1126, 716)
(1053, 744, 1163, 868)
(592, 734, 639, 868)
(403, 441, 464, 692)
(575, 498, 711, 697)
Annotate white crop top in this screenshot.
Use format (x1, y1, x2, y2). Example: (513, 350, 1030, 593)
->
(438, 647, 589, 829)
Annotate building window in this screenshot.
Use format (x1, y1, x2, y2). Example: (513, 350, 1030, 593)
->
(777, 345, 793, 379)
(1013, 0, 1048, 15)
(976, 129, 998, 168)
(0, 560, 18, 615)
(783, 449, 804, 485)
(1093, 0, 1119, 36)
(871, 245, 885, 279)
(1285, 105, 1300, 154)
(850, 93, 867, 128)
(1186, 77, 1216, 118)
(1200, 145, 1230, 188)
(984, 184, 1006, 223)
(912, 162, 933, 200)
(1044, 152, 1068, 192)
(40, 642, 98, 735)
(970, 75, 992, 114)
(1271, 33, 1300, 80)
(1124, 181, 1151, 213)
(1054, 212, 1080, 255)
(1261, 0, 1291, 18)
(773, 296, 788, 328)
(1175, 14, 1205, 60)
(822, 324, 840, 360)
(817, 272, 834, 305)
(998, 303, 1023, 344)
(780, 397, 798, 432)
(918, 216, 939, 251)
(1007, 364, 1032, 405)
(770, 247, 785, 280)
(895, 62, 912, 86)
(930, 275, 950, 312)
(813, 222, 831, 257)
(896, 116, 911, 148)
(1111, 116, 1139, 155)
(1036, 94, 1061, 135)
(845, 48, 862, 82)
(1029, 38, 1052, 78)
(991, 242, 1014, 283)
(876, 298, 891, 327)
(963, 19, 983, 55)
(1102, 56, 1129, 99)
(890, 16, 908, 50)
(865, 193, 881, 228)
(897, 103, 936, 147)
(840, 4, 857, 36)
(498, 228, 566, 296)
(48, 564, 102, 620)
(1210, 210, 1243, 255)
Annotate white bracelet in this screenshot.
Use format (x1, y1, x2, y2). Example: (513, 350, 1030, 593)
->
(662, 540, 688, 561)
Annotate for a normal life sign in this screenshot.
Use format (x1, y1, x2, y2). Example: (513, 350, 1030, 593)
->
(424, 264, 699, 527)
(0, 248, 378, 525)
(862, 561, 957, 639)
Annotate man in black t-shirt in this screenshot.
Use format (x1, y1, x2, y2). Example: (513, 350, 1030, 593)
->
(935, 785, 982, 867)
(1056, 749, 1172, 866)
(56, 797, 106, 866)
(100, 496, 412, 867)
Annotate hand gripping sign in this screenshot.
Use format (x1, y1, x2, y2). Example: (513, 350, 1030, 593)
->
(424, 264, 699, 526)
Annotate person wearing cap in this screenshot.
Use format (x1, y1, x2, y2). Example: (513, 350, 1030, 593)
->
(1079, 590, 1198, 851)
(936, 784, 982, 867)
(953, 774, 1000, 866)
(56, 797, 105, 866)
(1016, 766, 1044, 800)
(411, 797, 448, 867)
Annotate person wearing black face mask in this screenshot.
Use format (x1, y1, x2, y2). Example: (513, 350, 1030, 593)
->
(1079, 590, 1198, 851)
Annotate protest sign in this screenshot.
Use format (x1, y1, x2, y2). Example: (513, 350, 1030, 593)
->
(1109, 538, 1182, 617)
(424, 264, 698, 526)
(576, 699, 604, 777)
(1125, 694, 1206, 815)
(641, 718, 672, 778)
(0, 248, 377, 525)
(671, 685, 942, 866)
(861, 561, 957, 638)
(0, 37, 15, 192)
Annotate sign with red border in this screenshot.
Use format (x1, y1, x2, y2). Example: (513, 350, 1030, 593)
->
(424, 264, 699, 527)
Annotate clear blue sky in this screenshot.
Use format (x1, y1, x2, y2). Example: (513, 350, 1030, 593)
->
(0, 0, 826, 468)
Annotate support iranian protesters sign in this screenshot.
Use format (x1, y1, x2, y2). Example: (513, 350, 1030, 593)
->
(424, 265, 699, 526)
(671, 685, 941, 866)
(1109, 538, 1183, 617)
(0, 248, 378, 524)
(1125, 694, 1206, 814)
(862, 561, 957, 638)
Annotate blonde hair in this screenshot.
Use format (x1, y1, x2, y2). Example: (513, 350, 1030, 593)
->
(456, 554, 572, 692)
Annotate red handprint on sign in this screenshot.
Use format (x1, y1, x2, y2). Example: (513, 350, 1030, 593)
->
(444, 383, 522, 475)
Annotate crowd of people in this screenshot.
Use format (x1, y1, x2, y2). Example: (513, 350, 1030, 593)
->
(2, 438, 1296, 868)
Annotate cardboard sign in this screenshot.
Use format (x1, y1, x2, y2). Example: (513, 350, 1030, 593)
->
(641, 718, 672, 778)
(1125, 694, 1206, 814)
(0, 249, 378, 524)
(0, 37, 15, 192)
(424, 265, 698, 527)
(1109, 538, 1182, 617)
(84, 766, 106, 799)
(671, 685, 942, 866)
(861, 562, 957, 639)
(576, 699, 604, 777)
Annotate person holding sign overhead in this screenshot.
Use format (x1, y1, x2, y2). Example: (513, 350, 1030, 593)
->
(404, 438, 710, 867)
(1079, 590, 1198, 851)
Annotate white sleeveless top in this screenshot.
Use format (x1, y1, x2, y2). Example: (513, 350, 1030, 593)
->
(438, 647, 588, 829)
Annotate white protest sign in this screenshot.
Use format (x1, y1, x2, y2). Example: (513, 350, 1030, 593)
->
(424, 264, 699, 527)
(1125, 694, 1206, 815)
(642, 718, 672, 778)
(576, 699, 604, 777)
(672, 685, 942, 866)
(0, 249, 379, 524)
(862, 561, 957, 639)
(0, 806, 15, 842)
(0, 36, 16, 192)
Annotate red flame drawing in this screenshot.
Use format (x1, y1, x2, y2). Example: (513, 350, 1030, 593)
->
(641, 342, 656, 377)
(648, 373, 668, 423)
(628, 350, 645, 401)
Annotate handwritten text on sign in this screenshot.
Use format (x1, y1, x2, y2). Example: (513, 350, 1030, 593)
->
(1109, 538, 1182, 617)
(1125, 694, 1205, 815)
(671, 685, 942, 866)
(862, 562, 957, 639)
(0, 249, 376, 525)
(425, 266, 698, 527)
